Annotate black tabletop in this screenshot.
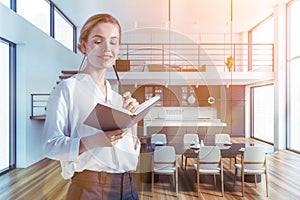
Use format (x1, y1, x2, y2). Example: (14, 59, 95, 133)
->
(141, 142, 274, 158)
(219, 143, 245, 158)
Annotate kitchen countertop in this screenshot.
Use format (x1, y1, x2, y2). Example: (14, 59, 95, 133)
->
(143, 118, 227, 136)
(144, 119, 226, 127)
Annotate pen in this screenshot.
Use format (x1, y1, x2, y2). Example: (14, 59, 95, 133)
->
(113, 64, 125, 94)
(113, 65, 131, 100)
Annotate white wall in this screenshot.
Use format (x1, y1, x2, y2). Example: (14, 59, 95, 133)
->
(122, 28, 241, 44)
(0, 4, 82, 168)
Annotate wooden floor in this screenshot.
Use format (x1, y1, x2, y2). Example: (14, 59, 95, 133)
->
(1, 138, 300, 200)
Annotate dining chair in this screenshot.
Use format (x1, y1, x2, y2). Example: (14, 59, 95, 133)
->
(193, 146, 224, 197)
(182, 133, 199, 169)
(215, 133, 235, 168)
(215, 133, 231, 145)
(234, 146, 268, 197)
(152, 145, 178, 196)
(151, 133, 167, 145)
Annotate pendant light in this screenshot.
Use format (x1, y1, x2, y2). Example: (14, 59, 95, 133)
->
(225, 0, 234, 72)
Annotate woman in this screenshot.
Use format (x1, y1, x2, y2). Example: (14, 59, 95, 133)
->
(43, 13, 140, 200)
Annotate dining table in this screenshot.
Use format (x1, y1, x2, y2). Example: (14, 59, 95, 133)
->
(180, 143, 244, 168)
(139, 140, 273, 183)
(179, 142, 273, 183)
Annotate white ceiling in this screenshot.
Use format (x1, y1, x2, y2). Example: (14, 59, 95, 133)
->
(52, 0, 287, 34)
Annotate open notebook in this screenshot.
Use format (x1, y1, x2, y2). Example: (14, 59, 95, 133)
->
(84, 95, 160, 131)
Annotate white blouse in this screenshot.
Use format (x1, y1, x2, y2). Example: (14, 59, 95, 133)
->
(43, 73, 140, 179)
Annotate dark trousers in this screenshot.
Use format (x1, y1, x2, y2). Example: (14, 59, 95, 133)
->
(66, 170, 138, 200)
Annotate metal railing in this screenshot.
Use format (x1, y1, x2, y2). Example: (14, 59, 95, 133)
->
(118, 43, 274, 72)
(30, 94, 49, 119)
(30, 43, 274, 119)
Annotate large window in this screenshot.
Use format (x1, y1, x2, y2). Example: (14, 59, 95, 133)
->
(0, 38, 16, 173)
(250, 15, 274, 72)
(249, 15, 275, 144)
(0, 0, 10, 8)
(54, 7, 75, 51)
(252, 17, 274, 43)
(287, 0, 300, 152)
(16, 0, 76, 52)
(17, 0, 50, 35)
(252, 85, 274, 144)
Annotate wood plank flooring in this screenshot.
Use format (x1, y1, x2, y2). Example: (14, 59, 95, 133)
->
(1, 138, 300, 200)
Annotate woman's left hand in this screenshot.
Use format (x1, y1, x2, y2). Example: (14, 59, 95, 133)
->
(122, 91, 139, 112)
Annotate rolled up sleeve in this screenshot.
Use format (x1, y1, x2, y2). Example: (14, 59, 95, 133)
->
(43, 84, 80, 162)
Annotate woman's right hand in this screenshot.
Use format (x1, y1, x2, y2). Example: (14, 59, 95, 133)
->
(104, 129, 127, 145)
(122, 91, 139, 112)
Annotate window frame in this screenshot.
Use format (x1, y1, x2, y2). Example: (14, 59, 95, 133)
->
(13, 0, 77, 52)
(248, 14, 274, 72)
(250, 84, 275, 145)
(0, 37, 16, 174)
(286, 0, 300, 153)
(49, 1, 77, 52)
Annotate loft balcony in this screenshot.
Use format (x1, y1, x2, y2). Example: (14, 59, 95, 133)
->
(109, 42, 274, 86)
(30, 42, 274, 119)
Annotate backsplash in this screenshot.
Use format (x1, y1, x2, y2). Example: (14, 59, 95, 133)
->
(145, 106, 217, 120)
